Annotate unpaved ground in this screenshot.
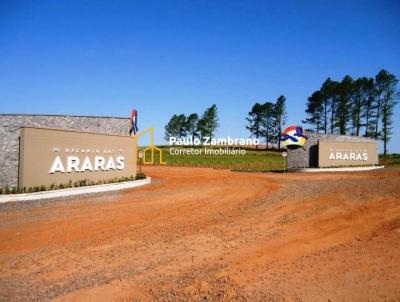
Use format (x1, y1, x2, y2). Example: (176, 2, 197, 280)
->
(0, 167, 399, 301)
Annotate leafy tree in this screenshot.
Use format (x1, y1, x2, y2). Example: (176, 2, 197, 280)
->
(246, 103, 264, 149)
(185, 113, 199, 141)
(200, 104, 219, 139)
(273, 95, 287, 150)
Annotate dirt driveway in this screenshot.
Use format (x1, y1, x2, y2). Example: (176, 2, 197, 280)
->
(0, 167, 399, 301)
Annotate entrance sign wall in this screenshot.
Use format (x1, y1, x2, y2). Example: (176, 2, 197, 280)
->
(19, 127, 137, 188)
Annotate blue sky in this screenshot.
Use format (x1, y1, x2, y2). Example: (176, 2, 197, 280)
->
(1, 0, 399, 151)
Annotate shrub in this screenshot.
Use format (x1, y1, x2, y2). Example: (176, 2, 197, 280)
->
(135, 173, 146, 180)
(0, 173, 148, 195)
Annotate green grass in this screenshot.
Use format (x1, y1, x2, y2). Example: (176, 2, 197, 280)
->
(139, 147, 400, 171)
(379, 154, 400, 167)
(139, 146, 286, 172)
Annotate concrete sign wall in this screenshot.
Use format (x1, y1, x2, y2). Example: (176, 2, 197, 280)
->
(0, 114, 130, 188)
(19, 127, 137, 188)
(287, 133, 378, 169)
(318, 141, 378, 167)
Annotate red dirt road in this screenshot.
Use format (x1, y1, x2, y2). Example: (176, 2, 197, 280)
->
(0, 167, 399, 301)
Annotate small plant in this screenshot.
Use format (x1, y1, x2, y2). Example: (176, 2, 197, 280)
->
(135, 173, 146, 180)
(0, 173, 148, 195)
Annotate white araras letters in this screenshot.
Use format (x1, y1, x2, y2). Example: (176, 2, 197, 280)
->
(328, 152, 368, 161)
(49, 156, 125, 173)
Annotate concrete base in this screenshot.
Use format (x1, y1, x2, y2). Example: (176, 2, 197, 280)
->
(289, 166, 384, 173)
(0, 177, 151, 203)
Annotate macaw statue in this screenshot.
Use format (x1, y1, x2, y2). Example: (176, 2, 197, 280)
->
(129, 109, 138, 135)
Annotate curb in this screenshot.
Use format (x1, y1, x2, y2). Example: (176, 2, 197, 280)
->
(288, 166, 385, 173)
(0, 177, 151, 203)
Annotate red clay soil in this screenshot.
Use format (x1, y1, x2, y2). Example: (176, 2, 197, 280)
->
(0, 167, 399, 301)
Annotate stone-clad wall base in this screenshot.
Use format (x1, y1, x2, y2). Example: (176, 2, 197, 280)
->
(0, 114, 130, 188)
(287, 133, 378, 169)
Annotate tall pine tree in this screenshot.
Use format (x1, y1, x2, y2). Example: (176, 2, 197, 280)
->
(303, 90, 324, 132)
(375, 70, 399, 155)
(273, 95, 287, 150)
(246, 103, 264, 149)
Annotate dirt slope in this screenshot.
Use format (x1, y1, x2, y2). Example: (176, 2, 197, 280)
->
(0, 167, 399, 301)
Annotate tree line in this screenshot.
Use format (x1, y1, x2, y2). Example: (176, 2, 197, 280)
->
(246, 95, 287, 150)
(164, 104, 219, 141)
(303, 69, 398, 154)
